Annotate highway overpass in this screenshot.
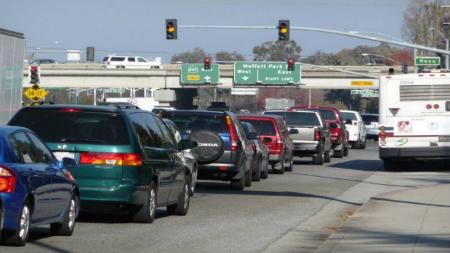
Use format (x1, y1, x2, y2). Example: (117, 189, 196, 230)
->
(23, 63, 404, 90)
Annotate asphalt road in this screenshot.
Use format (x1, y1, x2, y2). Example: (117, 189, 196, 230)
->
(2, 142, 449, 253)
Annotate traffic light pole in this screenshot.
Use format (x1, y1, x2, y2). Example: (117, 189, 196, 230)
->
(179, 25, 450, 56)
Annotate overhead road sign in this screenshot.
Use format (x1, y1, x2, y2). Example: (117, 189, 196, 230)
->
(351, 80, 374, 87)
(415, 57, 441, 66)
(351, 89, 379, 98)
(234, 62, 301, 86)
(24, 84, 48, 102)
(180, 64, 220, 85)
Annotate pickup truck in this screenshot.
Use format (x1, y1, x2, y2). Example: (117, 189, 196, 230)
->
(268, 110, 332, 165)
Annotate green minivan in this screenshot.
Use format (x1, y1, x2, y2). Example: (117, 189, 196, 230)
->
(9, 104, 197, 223)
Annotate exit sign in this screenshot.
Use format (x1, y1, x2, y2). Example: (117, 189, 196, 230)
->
(415, 57, 441, 66)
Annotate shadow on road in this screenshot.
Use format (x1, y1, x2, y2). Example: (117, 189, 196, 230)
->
(384, 160, 450, 172)
(195, 182, 362, 206)
(328, 159, 383, 171)
(371, 196, 450, 208)
(76, 209, 169, 224)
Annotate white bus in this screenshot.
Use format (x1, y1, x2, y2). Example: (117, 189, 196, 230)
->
(379, 73, 450, 169)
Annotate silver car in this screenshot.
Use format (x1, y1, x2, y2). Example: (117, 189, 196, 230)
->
(361, 113, 379, 140)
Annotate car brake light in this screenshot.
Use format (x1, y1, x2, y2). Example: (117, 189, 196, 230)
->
(60, 108, 81, 113)
(226, 116, 239, 151)
(80, 152, 142, 166)
(0, 165, 16, 193)
(314, 129, 321, 141)
(272, 138, 284, 154)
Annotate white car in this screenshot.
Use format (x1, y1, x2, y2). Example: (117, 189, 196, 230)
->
(103, 55, 161, 69)
(340, 110, 367, 149)
(361, 113, 379, 140)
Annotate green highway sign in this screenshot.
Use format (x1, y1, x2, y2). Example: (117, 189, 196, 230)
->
(415, 57, 441, 66)
(234, 62, 301, 85)
(180, 64, 220, 85)
(350, 89, 379, 98)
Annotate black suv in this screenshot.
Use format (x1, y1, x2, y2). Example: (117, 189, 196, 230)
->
(162, 110, 254, 190)
(8, 104, 197, 223)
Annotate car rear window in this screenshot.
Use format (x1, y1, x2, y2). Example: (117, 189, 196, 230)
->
(110, 57, 125, 61)
(341, 112, 357, 121)
(362, 115, 378, 124)
(317, 109, 337, 121)
(285, 112, 320, 126)
(9, 109, 130, 145)
(239, 119, 276, 136)
(164, 114, 228, 134)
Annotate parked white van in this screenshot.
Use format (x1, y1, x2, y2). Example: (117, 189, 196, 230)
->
(103, 55, 162, 69)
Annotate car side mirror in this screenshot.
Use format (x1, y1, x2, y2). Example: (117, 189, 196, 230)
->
(329, 122, 338, 129)
(344, 119, 352, 125)
(289, 128, 299, 134)
(62, 157, 76, 168)
(178, 140, 198, 150)
(262, 137, 272, 143)
(247, 132, 258, 140)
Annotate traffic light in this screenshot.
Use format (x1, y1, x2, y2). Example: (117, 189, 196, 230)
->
(401, 64, 408, 74)
(278, 20, 290, 41)
(287, 58, 295, 71)
(30, 66, 40, 84)
(204, 56, 211, 70)
(166, 19, 177, 40)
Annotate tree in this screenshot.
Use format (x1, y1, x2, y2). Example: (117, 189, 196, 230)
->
(252, 41, 302, 61)
(402, 0, 450, 51)
(215, 51, 246, 62)
(171, 48, 208, 63)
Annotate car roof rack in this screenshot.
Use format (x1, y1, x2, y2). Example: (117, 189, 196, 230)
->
(97, 102, 140, 110)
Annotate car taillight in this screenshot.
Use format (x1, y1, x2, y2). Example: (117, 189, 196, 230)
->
(273, 138, 284, 154)
(0, 165, 16, 193)
(251, 143, 256, 151)
(60, 108, 81, 113)
(226, 116, 239, 151)
(314, 129, 321, 141)
(80, 152, 142, 166)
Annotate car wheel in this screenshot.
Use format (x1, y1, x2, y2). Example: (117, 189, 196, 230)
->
(244, 169, 252, 187)
(261, 162, 269, 179)
(167, 178, 190, 216)
(230, 173, 245, 190)
(252, 158, 261, 182)
(334, 148, 343, 158)
(189, 166, 198, 196)
(324, 151, 331, 163)
(360, 138, 367, 149)
(130, 182, 156, 223)
(343, 146, 349, 156)
(2, 201, 31, 246)
(285, 158, 293, 172)
(50, 194, 78, 236)
(313, 149, 324, 165)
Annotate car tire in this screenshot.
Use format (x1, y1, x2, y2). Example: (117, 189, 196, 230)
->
(244, 169, 252, 187)
(130, 182, 156, 223)
(360, 138, 367, 149)
(260, 163, 269, 179)
(252, 158, 261, 182)
(324, 151, 331, 163)
(313, 149, 324, 165)
(272, 164, 284, 174)
(2, 200, 31, 246)
(189, 166, 198, 196)
(334, 147, 343, 158)
(167, 178, 190, 216)
(230, 174, 245, 190)
(343, 146, 349, 156)
(50, 194, 78, 236)
(285, 158, 293, 172)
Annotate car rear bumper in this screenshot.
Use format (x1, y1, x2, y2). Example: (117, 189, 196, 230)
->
(293, 142, 320, 156)
(78, 184, 147, 205)
(197, 151, 244, 181)
(380, 146, 450, 160)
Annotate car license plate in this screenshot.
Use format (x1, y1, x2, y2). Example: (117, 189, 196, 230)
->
(53, 152, 75, 162)
(439, 136, 450, 142)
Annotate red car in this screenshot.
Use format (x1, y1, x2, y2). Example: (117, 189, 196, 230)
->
(238, 115, 294, 173)
(290, 106, 349, 158)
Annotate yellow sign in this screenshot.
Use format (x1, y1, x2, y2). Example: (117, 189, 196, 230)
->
(24, 84, 47, 102)
(187, 74, 200, 81)
(351, 81, 374, 87)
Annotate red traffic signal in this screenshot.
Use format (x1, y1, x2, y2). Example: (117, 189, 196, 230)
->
(30, 66, 40, 84)
(204, 56, 211, 70)
(287, 58, 295, 71)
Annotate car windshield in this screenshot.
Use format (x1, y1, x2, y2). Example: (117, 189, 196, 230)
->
(9, 110, 130, 145)
(362, 115, 379, 124)
(285, 112, 320, 126)
(164, 114, 228, 135)
(341, 112, 357, 121)
(239, 119, 276, 136)
(317, 109, 337, 121)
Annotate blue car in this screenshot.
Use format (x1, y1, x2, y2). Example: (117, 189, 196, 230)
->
(0, 126, 79, 246)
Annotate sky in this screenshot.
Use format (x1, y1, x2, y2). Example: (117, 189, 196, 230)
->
(0, 0, 411, 63)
